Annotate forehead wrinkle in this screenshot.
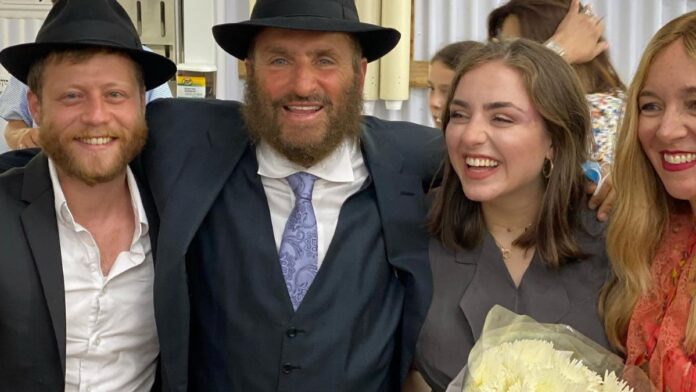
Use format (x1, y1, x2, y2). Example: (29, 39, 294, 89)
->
(257, 44, 342, 57)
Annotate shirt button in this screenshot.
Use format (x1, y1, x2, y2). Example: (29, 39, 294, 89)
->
(94, 338, 101, 346)
(89, 264, 97, 272)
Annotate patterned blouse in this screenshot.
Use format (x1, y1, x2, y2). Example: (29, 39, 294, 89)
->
(626, 212, 696, 392)
(586, 92, 625, 167)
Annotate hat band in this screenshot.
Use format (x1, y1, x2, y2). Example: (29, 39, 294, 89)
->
(252, 1, 359, 21)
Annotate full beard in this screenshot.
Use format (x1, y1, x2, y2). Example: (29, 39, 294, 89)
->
(242, 73, 363, 168)
(39, 117, 148, 186)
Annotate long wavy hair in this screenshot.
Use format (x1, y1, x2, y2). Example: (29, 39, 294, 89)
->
(601, 11, 696, 353)
(428, 38, 590, 268)
(488, 0, 625, 95)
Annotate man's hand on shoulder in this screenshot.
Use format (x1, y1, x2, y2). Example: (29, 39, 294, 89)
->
(586, 172, 614, 222)
(4, 120, 40, 150)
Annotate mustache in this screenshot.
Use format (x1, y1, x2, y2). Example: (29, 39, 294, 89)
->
(39, 125, 124, 138)
(272, 94, 332, 107)
(71, 130, 122, 138)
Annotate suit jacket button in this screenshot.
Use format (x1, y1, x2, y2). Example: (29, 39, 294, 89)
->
(286, 328, 298, 338)
(282, 363, 294, 374)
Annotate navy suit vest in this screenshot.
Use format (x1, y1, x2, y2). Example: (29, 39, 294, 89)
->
(186, 147, 405, 391)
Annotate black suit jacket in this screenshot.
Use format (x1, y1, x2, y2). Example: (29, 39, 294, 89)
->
(135, 98, 443, 391)
(0, 154, 66, 391)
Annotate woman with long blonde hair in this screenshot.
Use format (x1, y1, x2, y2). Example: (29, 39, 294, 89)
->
(602, 11, 696, 390)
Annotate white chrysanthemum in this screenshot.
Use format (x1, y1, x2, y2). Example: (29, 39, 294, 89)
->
(466, 339, 633, 392)
(602, 371, 633, 392)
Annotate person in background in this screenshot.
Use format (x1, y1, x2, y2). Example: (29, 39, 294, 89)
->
(489, 0, 625, 169)
(427, 41, 484, 128)
(487, 0, 623, 221)
(415, 38, 610, 391)
(602, 11, 696, 391)
(0, 0, 172, 150)
(0, 0, 176, 390)
(428, 0, 607, 129)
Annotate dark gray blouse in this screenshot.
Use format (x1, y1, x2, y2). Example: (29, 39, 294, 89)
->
(415, 216, 610, 391)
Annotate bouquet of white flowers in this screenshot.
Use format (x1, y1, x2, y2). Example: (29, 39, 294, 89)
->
(449, 306, 652, 392)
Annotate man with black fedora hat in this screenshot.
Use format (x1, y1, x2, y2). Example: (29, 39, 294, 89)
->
(137, 0, 441, 390)
(0, 0, 175, 390)
(0, 0, 173, 152)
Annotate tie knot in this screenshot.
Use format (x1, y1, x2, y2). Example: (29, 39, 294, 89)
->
(287, 172, 317, 200)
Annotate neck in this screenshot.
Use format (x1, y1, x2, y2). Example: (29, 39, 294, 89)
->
(57, 169, 132, 225)
(482, 192, 542, 236)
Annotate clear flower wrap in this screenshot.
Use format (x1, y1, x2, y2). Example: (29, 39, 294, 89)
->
(447, 305, 654, 392)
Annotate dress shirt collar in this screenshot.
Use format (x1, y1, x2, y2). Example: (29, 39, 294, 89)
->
(48, 159, 149, 242)
(256, 137, 359, 183)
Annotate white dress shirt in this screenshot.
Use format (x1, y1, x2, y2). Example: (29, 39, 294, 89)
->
(256, 138, 369, 267)
(49, 160, 158, 392)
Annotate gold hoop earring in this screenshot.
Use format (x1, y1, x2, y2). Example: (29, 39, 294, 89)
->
(542, 158, 554, 179)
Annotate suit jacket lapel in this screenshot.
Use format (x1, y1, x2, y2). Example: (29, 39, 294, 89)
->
(519, 256, 571, 324)
(452, 244, 486, 341)
(19, 154, 66, 374)
(158, 115, 250, 259)
(459, 234, 571, 341)
(361, 125, 410, 262)
(361, 124, 433, 380)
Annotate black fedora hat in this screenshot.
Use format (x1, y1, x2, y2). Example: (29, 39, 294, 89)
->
(0, 0, 176, 90)
(212, 0, 401, 62)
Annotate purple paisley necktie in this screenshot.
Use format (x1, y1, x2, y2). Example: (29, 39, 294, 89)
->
(279, 172, 319, 310)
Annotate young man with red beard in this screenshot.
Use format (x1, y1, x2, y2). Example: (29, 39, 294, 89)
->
(137, 0, 441, 390)
(0, 0, 175, 390)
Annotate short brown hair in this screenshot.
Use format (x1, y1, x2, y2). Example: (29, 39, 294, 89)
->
(428, 38, 591, 268)
(26, 47, 145, 99)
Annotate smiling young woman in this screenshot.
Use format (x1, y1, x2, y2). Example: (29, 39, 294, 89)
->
(415, 38, 611, 391)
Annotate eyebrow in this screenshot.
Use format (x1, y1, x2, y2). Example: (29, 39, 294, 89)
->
(261, 46, 290, 56)
(260, 46, 339, 59)
(450, 99, 469, 109)
(640, 86, 696, 98)
(450, 99, 525, 113)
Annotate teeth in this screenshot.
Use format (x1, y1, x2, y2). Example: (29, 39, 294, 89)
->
(465, 157, 499, 168)
(80, 137, 112, 145)
(664, 152, 696, 164)
(287, 106, 320, 111)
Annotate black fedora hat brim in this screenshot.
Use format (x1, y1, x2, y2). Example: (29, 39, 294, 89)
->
(212, 17, 400, 62)
(0, 41, 176, 91)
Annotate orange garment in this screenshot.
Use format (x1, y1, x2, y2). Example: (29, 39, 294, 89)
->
(626, 213, 696, 392)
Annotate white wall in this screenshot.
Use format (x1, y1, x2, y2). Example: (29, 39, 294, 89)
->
(220, 0, 696, 127)
(0, 0, 694, 144)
